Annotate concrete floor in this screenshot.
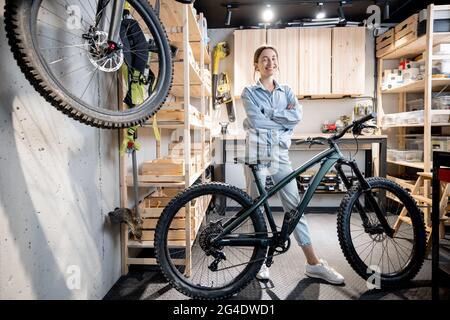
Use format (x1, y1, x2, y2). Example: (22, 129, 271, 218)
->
(104, 213, 450, 300)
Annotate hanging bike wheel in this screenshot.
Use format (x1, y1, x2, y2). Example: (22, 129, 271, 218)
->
(338, 177, 426, 288)
(5, 0, 172, 128)
(155, 183, 268, 300)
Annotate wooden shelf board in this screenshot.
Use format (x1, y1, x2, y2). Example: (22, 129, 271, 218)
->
(191, 41, 211, 64)
(143, 121, 204, 129)
(173, 60, 202, 86)
(160, 1, 202, 42)
(382, 122, 450, 128)
(381, 33, 450, 60)
(387, 160, 425, 169)
(171, 84, 211, 97)
(387, 175, 415, 190)
(128, 240, 188, 248)
(382, 78, 450, 93)
(126, 160, 212, 188)
(189, 160, 212, 185)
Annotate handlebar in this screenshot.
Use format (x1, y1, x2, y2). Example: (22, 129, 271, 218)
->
(295, 112, 377, 147)
(331, 112, 377, 141)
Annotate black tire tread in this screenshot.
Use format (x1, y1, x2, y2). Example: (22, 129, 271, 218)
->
(337, 177, 426, 287)
(155, 182, 268, 300)
(4, 0, 173, 129)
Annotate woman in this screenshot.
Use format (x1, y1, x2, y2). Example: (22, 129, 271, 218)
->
(241, 45, 345, 284)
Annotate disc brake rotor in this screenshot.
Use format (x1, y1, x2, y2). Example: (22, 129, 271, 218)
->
(85, 30, 124, 72)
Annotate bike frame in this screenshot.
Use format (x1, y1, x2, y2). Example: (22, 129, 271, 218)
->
(213, 139, 393, 248)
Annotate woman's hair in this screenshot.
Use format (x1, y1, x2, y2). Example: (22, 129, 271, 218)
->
(253, 45, 279, 81)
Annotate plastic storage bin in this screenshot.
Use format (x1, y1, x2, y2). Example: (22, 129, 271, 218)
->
(407, 98, 424, 111)
(394, 111, 424, 124)
(405, 135, 424, 150)
(387, 149, 423, 162)
(431, 136, 450, 152)
(433, 95, 450, 110)
(382, 114, 396, 126)
(431, 111, 450, 123)
(403, 150, 423, 162)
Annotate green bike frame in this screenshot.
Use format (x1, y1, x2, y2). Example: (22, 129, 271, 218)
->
(214, 146, 342, 247)
(213, 141, 394, 248)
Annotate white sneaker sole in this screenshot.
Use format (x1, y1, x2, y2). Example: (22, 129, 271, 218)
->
(304, 271, 345, 285)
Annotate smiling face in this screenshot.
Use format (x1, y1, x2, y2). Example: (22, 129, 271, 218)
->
(254, 48, 278, 78)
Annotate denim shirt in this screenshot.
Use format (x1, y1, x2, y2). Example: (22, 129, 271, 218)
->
(242, 80, 303, 152)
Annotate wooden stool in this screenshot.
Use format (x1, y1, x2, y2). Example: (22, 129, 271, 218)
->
(394, 172, 450, 252)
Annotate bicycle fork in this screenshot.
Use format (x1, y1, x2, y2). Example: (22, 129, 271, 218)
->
(94, 0, 125, 45)
(335, 159, 394, 238)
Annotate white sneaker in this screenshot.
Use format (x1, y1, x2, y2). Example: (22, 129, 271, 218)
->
(256, 263, 270, 280)
(305, 259, 345, 285)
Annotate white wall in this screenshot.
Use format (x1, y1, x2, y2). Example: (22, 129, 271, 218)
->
(208, 27, 377, 207)
(0, 1, 121, 299)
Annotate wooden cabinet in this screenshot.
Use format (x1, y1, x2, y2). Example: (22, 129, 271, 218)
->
(267, 28, 299, 91)
(332, 27, 366, 95)
(233, 29, 266, 96)
(233, 27, 366, 97)
(298, 28, 332, 96)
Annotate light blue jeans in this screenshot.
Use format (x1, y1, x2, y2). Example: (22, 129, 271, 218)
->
(244, 147, 312, 246)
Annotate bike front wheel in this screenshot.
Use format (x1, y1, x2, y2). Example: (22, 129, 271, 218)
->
(5, 0, 172, 128)
(338, 177, 426, 288)
(155, 183, 268, 300)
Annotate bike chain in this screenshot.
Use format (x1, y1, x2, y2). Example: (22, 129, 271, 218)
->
(215, 250, 285, 272)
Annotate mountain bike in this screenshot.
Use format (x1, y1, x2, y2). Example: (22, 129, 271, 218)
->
(154, 113, 427, 299)
(4, 0, 193, 128)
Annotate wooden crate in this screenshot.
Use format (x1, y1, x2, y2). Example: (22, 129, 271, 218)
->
(141, 158, 185, 176)
(376, 28, 395, 58)
(137, 195, 212, 242)
(394, 14, 418, 49)
(155, 105, 201, 122)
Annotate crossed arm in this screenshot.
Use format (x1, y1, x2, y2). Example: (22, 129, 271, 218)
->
(241, 87, 302, 130)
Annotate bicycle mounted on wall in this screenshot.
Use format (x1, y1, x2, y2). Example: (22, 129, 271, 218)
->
(4, 0, 194, 128)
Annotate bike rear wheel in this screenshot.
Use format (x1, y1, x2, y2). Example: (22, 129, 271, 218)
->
(5, 0, 172, 128)
(338, 177, 426, 288)
(155, 183, 268, 300)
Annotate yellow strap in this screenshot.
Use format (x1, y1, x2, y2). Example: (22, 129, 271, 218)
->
(152, 115, 161, 141)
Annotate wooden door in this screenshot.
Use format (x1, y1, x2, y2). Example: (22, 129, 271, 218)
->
(298, 28, 332, 96)
(233, 29, 267, 97)
(332, 27, 366, 95)
(267, 28, 299, 92)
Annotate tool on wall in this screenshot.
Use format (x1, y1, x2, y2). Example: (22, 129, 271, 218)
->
(212, 42, 236, 122)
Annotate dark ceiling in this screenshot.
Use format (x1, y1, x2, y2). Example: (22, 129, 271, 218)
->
(193, 0, 443, 29)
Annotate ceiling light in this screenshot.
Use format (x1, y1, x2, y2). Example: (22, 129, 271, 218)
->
(225, 6, 232, 25)
(383, 0, 390, 20)
(316, 2, 325, 19)
(262, 4, 274, 22)
(338, 1, 347, 25)
(224, 3, 239, 26)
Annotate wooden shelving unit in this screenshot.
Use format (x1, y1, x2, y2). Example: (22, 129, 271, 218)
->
(377, 4, 450, 221)
(382, 78, 450, 93)
(379, 32, 450, 60)
(119, 2, 212, 275)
